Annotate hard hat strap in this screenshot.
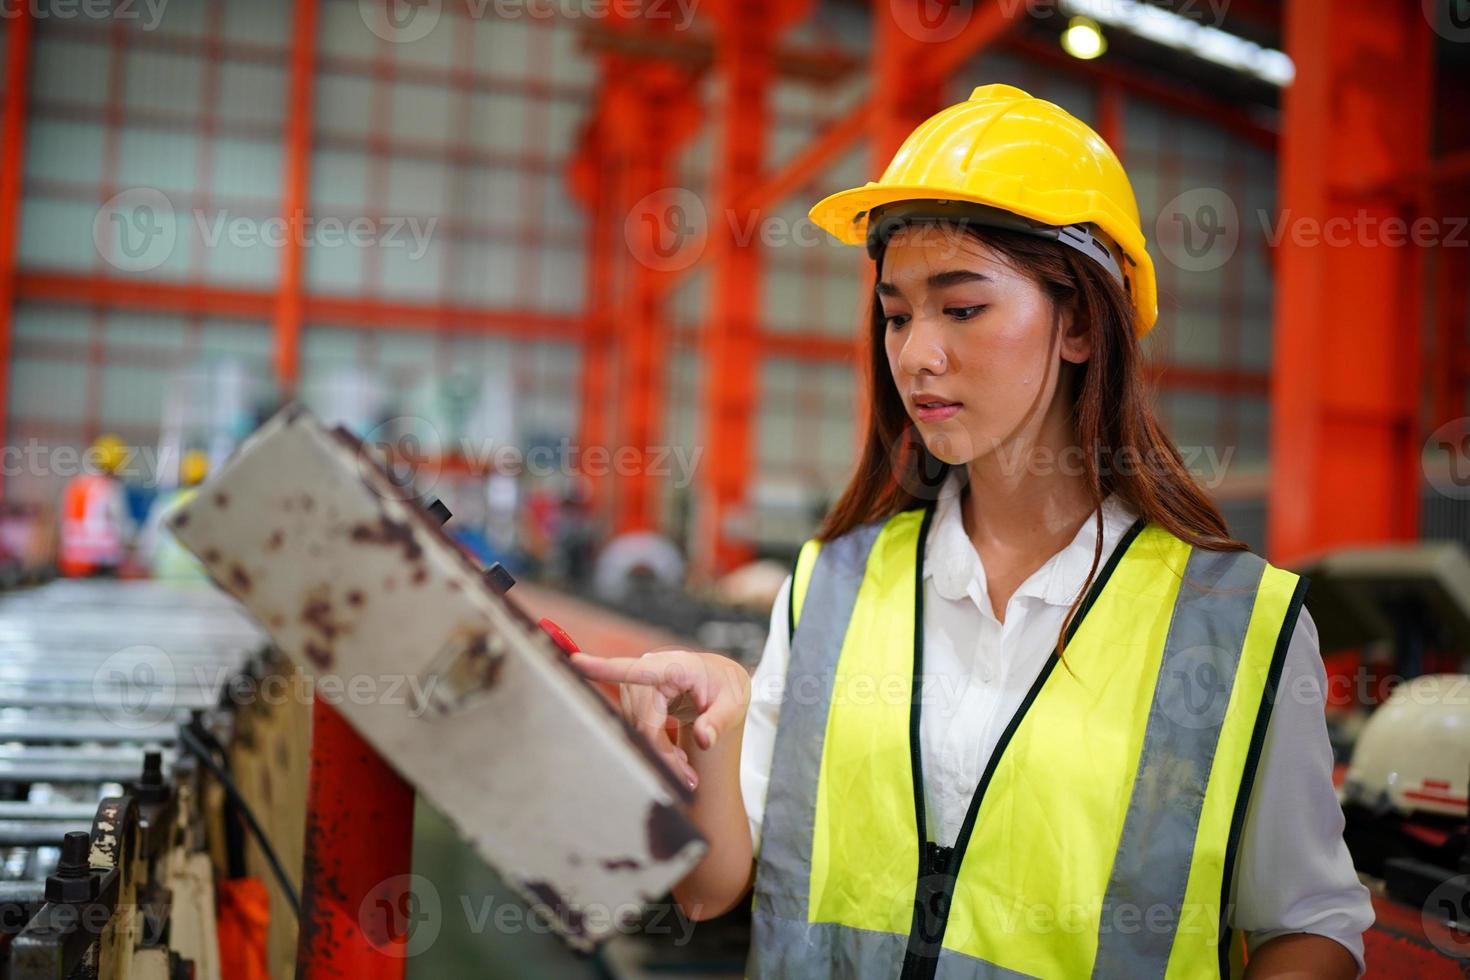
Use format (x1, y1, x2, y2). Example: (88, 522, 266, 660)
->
(864, 200, 1127, 293)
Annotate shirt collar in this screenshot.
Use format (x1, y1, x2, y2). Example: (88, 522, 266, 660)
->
(925, 468, 1140, 609)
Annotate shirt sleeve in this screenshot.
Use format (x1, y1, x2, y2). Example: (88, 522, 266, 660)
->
(740, 574, 792, 860)
(1230, 604, 1375, 976)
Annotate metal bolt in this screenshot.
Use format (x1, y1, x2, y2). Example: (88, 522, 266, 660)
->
(44, 831, 101, 903)
(56, 832, 90, 878)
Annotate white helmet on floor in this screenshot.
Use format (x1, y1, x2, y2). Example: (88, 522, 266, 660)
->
(1342, 674, 1470, 819)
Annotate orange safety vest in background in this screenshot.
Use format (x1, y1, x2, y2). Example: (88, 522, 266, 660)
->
(59, 473, 128, 576)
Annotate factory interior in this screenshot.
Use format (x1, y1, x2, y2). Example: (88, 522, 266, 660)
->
(0, 0, 1468, 977)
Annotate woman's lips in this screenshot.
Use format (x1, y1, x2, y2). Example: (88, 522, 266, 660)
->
(913, 399, 962, 423)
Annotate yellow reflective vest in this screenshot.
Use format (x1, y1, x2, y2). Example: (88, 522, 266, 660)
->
(748, 505, 1307, 980)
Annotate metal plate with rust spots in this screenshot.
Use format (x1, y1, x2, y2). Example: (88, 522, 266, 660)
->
(168, 405, 706, 951)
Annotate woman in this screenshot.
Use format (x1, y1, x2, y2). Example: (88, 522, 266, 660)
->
(572, 85, 1372, 979)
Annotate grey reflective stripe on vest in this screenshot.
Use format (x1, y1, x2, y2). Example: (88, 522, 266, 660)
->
(754, 916, 911, 979)
(932, 950, 1044, 980)
(1090, 546, 1267, 980)
(749, 520, 903, 978)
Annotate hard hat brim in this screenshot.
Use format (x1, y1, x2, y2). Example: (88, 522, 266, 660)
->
(808, 183, 1158, 335)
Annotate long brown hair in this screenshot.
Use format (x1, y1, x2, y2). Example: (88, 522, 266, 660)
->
(817, 223, 1245, 652)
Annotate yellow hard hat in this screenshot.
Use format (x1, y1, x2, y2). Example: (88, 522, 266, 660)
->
(91, 434, 127, 475)
(809, 83, 1158, 335)
(180, 449, 209, 487)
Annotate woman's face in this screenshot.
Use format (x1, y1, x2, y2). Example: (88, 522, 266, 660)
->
(879, 224, 1089, 467)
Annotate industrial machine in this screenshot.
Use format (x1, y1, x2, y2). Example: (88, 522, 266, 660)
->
(1, 404, 711, 979)
(0, 580, 265, 979)
(1302, 543, 1470, 969)
(164, 404, 707, 962)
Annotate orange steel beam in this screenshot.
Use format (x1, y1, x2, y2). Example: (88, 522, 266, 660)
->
(906, 0, 1029, 98)
(16, 266, 1272, 390)
(275, 0, 319, 395)
(667, 3, 1024, 299)
(737, 101, 871, 215)
(1270, 0, 1432, 562)
(15, 272, 583, 338)
(0, 7, 34, 497)
(1000, 34, 1278, 150)
(577, 24, 862, 84)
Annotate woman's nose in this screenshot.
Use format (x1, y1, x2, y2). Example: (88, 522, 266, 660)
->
(898, 319, 948, 376)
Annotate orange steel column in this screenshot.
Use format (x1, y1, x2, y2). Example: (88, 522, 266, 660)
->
(569, 112, 617, 516)
(616, 81, 672, 534)
(0, 8, 34, 496)
(1270, 0, 1432, 562)
(606, 56, 700, 535)
(696, 1, 782, 575)
(871, 3, 944, 170)
(275, 0, 319, 396)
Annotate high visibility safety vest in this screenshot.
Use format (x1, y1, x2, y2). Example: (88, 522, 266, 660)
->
(748, 505, 1308, 980)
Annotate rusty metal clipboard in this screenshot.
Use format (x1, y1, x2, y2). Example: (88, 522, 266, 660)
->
(168, 405, 706, 951)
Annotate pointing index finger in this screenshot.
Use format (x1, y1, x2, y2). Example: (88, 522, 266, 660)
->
(568, 652, 665, 687)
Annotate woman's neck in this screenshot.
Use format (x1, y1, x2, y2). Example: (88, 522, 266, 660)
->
(959, 415, 1098, 619)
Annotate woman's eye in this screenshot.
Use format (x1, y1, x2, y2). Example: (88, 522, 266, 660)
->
(945, 305, 987, 321)
(884, 313, 910, 329)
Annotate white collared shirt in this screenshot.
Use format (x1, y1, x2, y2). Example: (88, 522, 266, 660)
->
(740, 470, 1374, 974)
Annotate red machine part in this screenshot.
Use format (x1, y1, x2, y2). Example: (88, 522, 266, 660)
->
(297, 700, 415, 979)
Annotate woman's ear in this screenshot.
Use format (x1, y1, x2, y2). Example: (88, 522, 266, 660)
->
(1057, 301, 1091, 365)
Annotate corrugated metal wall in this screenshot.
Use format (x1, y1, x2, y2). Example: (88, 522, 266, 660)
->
(10, 0, 1295, 553)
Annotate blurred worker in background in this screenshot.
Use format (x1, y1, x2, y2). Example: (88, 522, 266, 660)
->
(139, 449, 211, 581)
(554, 478, 597, 590)
(574, 85, 1372, 979)
(58, 434, 136, 578)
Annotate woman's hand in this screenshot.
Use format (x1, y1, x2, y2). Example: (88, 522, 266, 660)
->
(569, 649, 750, 790)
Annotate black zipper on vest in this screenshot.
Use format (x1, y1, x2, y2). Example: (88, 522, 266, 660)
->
(897, 513, 1149, 980)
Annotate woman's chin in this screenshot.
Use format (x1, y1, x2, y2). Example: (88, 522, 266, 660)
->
(917, 428, 979, 467)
